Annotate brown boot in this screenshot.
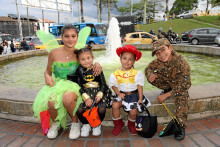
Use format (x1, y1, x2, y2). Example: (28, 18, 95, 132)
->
(128, 118, 137, 135)
(112, 117, 125, 136)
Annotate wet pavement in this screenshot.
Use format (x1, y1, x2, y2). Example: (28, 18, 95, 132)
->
(0, 117, 220, 147)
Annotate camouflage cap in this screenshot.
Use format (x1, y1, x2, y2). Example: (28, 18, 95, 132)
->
(152, 38, 171, 56)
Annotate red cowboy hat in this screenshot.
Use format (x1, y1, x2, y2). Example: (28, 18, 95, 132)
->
(116, 45, 142, 61)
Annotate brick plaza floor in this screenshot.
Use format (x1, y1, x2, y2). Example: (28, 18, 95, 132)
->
(0, 117, 220, 147)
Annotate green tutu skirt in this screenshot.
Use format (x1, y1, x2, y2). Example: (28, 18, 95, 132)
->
(32, 79, 82, 129)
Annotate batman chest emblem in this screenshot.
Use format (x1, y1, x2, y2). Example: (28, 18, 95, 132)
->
(84, 74, 95, 82)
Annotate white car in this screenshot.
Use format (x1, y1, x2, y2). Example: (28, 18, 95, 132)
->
(215, 33, 220, 46)
(177, 10, 196, 19)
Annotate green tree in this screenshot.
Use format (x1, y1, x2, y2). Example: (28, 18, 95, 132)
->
(202, 0, 220, 13)
(202, 0, 220, 14)
(211, 0, 220, 7)
(170, 0, 198, 15)
(93, 0, 118, 23)
(117, 0, 162, 22)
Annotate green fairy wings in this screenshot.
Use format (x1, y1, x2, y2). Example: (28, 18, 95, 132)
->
(75, 27, 91, 50)
(36, 26, 91, 52)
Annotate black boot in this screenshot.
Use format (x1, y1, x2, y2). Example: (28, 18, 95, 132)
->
(174, 127, 185, 141)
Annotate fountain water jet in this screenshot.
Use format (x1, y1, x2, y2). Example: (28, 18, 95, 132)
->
(94, 17, 121, 64)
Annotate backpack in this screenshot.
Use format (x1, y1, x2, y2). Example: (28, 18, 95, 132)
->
(10, 43, 14, 49)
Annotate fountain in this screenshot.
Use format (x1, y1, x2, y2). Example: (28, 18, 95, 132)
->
(0, 19, 220, 124)
(95, 17, 121, 64)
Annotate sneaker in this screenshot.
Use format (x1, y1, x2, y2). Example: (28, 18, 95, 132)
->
(92, 125, 101, 136)
(47, 122, 60, 139)
(69, 122, 81, 139)
(81, 124, 91, 137)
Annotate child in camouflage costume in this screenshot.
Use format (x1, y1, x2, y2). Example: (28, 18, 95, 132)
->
(145, 38, 191, 141)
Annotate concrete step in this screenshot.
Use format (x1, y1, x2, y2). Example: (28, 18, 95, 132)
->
(0, 83, 220, 125)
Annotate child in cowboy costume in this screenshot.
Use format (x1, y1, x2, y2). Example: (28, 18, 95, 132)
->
(109, 45, 151, 136)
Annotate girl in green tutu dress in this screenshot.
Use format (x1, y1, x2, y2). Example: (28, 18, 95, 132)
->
(32, 24, 102, 140)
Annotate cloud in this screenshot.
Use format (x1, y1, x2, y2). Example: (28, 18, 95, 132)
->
(1, 0, 219, 24)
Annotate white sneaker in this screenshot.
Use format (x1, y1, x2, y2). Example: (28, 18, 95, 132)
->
(92, 125, 101, 136)
(81, 124, 91, 137)
(69, 122, 81, 139)
(47, 122, 60, 139)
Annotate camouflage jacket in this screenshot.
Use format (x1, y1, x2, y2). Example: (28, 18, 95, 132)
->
(145, 51, 191, 97)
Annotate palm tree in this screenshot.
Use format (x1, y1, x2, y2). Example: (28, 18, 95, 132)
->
(143, 0, 147, 24)
(80, 0, 85, 22)
(74, 0, 81, 23)
(107, 0, 111, 23)
(165, 0, 169, 19)
(100, 0, 102, 22)
(94, 0, 118, 23)
(97, 0, 100, 22)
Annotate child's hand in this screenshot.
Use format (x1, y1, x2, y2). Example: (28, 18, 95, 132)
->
(138, 99, 143, 104)
(148, 74, 158, 83)
(95, 92, 103, 103)
(156, 94, 167, 103)
(95, 96, 102, 103)
(45, 74, 55, 87)
(157, 92, 172, 103)
(118, 93, 125, 99)
(85, 98, 93, 107)
(93, 62, 102, 76)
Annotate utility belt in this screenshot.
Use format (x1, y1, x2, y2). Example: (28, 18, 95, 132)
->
(83, 82, 99, 88)
(121, 89, 138, 95)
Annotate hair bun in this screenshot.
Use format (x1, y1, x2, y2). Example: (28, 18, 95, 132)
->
(74, 50, 78, 54)
(87, 45, 92, 50)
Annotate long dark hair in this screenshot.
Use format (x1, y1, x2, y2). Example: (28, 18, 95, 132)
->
(74, 45, 93, 60)
(61, 24, 78, 36)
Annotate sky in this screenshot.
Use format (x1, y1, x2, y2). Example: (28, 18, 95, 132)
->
(0, 0, 219, 24)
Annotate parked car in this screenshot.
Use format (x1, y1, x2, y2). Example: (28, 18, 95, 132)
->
(181, 30, 193, 41)
(188, 28, 220, 45)
(123, 32, 158, 44)
(177, 10, 196, 19)
(0, 34, 13, 42)
(215, 33, 220, 46)
(31, 37, 63, 49)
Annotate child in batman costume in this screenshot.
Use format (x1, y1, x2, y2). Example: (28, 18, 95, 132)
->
(67, 46, 112, 137)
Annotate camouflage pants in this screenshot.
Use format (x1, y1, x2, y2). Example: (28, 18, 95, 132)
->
(150, 75, 189, 127)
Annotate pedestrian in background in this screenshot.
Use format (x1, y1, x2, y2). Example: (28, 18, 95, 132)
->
(20, 38, 30, 51)
(10, 40, 16, 52)
(0, 42, 4, 55)
(3, 41, 11, 54)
